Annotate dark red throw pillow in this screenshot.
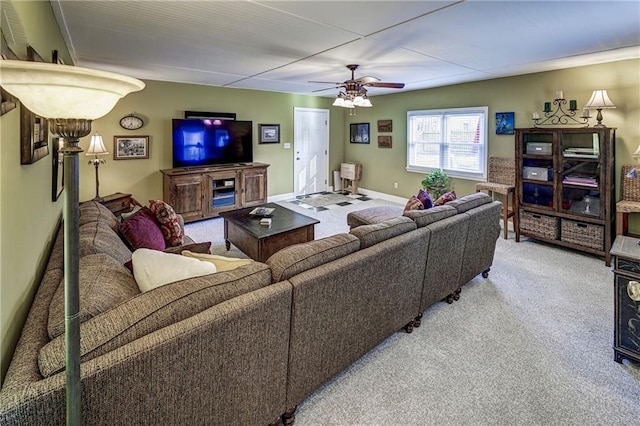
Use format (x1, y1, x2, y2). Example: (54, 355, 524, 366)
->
(118, 207, 166, 251)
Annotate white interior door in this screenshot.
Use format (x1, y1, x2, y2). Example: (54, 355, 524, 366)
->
(293, 107, 329, 195)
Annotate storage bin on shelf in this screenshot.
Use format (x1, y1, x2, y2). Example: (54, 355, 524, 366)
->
(519, 211, 559, 240)
(560, 219, 604, 251)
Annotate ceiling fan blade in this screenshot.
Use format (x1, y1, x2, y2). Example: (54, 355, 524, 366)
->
(309, 80, 342, 85)
(366, 82, 405, 89)
(312, 86, 341, 93)
(356, 76, 380, 84)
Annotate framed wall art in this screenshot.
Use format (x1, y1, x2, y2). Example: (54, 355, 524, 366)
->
(377, 119, 392, 132)
(21, 105, 49, 164)
(52, 138, 64, 201)
(113, 136, 149, 160)
(495, 112, 515, 135)
(259, 124, 280, 144)
(350, 123, 370, 144)
(378, 135, 392, 148)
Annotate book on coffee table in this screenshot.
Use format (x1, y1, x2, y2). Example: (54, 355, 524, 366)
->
(249, 207, 275, 217)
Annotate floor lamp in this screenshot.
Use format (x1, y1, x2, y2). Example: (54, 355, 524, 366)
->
(0, 60, 144, 425)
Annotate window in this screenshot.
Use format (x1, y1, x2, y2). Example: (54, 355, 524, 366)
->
(407, 106, 488, 180)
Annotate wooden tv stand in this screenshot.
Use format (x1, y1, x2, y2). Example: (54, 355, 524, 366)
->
(161, 162, 269, 223)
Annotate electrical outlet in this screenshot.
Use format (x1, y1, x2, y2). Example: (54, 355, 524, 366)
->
(393, 182, 398, 189)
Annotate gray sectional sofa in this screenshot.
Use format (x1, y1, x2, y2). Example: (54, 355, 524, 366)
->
(0, 192, 501, 425)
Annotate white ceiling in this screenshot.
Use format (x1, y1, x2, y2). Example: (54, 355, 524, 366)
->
(47, 0, 640, 98)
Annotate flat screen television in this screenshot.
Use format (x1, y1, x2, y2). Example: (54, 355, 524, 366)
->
(172, 119, 253, 168)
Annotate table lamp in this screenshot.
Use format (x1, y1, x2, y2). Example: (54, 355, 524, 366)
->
(86, 133, 109, 201)
(583, 89, 616, 128)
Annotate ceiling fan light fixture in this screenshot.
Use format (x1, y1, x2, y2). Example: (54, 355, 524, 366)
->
(333, 96, 345, 107)
(343, 99, 354, 108)
(360, 97, 373, 107)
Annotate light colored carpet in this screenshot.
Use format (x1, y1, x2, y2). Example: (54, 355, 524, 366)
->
(185, 198, 640, 425)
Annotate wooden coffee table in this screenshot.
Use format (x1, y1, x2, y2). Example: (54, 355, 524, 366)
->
(218, 203, 320, 262)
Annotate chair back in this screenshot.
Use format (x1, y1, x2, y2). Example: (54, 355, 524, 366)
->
(487, 157, 515, 186)
(621, 165, 640, 202)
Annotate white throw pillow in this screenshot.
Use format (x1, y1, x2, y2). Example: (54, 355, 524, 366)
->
(131, 248, 216, 292)
(182, 250, 254, 272)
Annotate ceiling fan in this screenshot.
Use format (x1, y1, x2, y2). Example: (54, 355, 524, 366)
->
(310, 64, 405, 108)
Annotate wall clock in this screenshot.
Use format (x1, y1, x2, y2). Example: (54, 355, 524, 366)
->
(119, 114, 144, 130)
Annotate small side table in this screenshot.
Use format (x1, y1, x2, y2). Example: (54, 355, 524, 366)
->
(609, 235, 640, 364)
(99, 192, 134, 216)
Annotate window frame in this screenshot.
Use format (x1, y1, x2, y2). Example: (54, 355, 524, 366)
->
(406, 106, 488, 181)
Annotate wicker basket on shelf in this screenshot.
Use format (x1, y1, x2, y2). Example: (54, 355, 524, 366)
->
(519, 211, 558, 240)
(560, 219, 604, 250)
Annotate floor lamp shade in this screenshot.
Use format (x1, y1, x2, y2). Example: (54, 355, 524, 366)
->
(0, 60, 145, 119)
(0, 60, 144, 425)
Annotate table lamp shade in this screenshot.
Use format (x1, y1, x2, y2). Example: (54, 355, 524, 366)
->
(0, 60, 145, 119)
(584, 89, 616, 109)
(87, 134, 108, 156)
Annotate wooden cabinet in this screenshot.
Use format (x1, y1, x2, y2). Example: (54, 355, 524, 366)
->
(515, 127, 615, 265)
(610, 236, 640, 365)
(241, 167, 267, 206)
(162, 163, 269, 223)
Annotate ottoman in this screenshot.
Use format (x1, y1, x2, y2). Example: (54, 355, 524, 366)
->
(347, 206, 404, 229)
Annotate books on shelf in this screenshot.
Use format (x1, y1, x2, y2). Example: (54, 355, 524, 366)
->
(563, 147, 599, 158)
(563, 174, 598, 187)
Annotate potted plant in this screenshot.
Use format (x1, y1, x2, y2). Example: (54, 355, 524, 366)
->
(421, 170, 450, 199)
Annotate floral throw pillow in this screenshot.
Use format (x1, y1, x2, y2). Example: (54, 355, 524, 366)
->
(148, 200, 184, 247)
(434, 191, 457, 206)
(404, 195, 425, 212)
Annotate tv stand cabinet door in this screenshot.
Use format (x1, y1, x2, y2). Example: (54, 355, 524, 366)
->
(165, 174, 204, 222)
(242, 167, 267, 206)
(205, 171, 239, 216)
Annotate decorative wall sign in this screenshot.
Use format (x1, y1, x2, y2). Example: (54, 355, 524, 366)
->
(259, 124, 280, 143)
(495, 112, 515, 135)
(52, 138, 64, 201)
(113, 136, 149, 160)
(377, 119, 393, 132)
(350, 123, 370, 144)
(378, 135, 392, 148)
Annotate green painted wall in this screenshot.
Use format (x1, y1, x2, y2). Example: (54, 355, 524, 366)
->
(1, 0, 638, 387)
(79, 81, 342, 204)
(0, 0, 72, 384)
(343, 59, 640, 200)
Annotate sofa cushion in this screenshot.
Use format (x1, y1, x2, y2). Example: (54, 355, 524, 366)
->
(267, 234, 360, 282)
(47, 253, 139, 339)
(79, 201, 120, 231)
(346, 206, 403, 228)
(118, 207, 166, 251)
(403, 205, 458, 228)
(446, 192, 492, 213)
(404, 195, 424, 212)
(38, 262, 273, 377)
(182, 251, 254, 272)
(349, 216, 417, 249)
(79, 220, 133, 265)
(148, 199, 185, 246)
(132, 248, 217, 292)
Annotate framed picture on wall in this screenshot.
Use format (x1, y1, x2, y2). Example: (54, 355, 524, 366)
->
(377, 119, 392, 132)
(52, 138, 64, 201)
(259, 124, 280, 143)
(350, 123, 370, 144)
(378, 135, 392, 148)
(495, 112, 515, 135)
(113, 136, 149, 160)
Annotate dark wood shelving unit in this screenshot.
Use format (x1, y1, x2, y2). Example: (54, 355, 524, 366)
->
(515, 127, 615, 265)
